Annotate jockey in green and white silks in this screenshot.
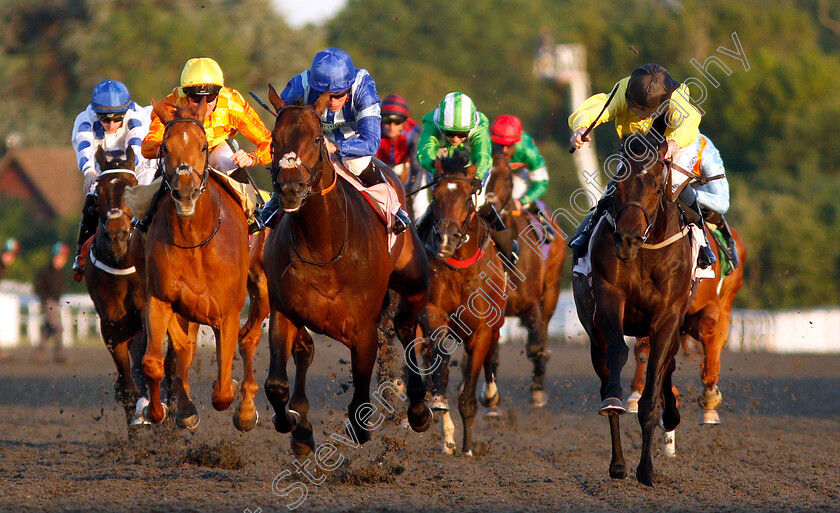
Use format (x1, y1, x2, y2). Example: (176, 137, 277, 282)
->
(416, 92, 518, 264)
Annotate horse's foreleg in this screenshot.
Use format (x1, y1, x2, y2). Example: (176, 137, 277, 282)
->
(637, 315, 682, 487)
(142, 297, 174, 423)
(289, 330, 316, 456)
(233, 272, 267, 432)
(460, 329, 494, 456)
(628, 337, 651, 413)
(347, 331, 378, 445)
(395, 302, 432, 434)
(168, 317, 198, 429)
(105, 336, 139, 426)
(698, 305, 725, 424)
(522, 305, 548, 407)
(265, 310, 300, 434)
(211, 314, 238, 412)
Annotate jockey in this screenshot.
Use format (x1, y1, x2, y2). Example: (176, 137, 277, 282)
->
(71, 80, 152, 278)
(259, 48, 412, 234)
(489, 114, 556, 240)
(376, 93, 427, 219)
(417, 92, 518, 265)
(568, 63, 716, 269)
(137, 57, 271, 234)
(693, 133, 739, 268)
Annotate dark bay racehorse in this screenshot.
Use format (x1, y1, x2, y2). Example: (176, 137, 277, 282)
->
(485, 154, 565, 407)
(629, 224, 746, 426)
(421, 151, 506, 455)
(84, 147, 151, 425)
(572, 134, 694, 486)
(132, 98, 258, 431)
(263, 86, 432, 456)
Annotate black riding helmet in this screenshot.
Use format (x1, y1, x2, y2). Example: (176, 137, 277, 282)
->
(625, 63, 681, 111)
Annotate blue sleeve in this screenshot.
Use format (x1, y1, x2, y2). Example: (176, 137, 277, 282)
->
(337, 74, 380, 158)
(280, 73, 306, 105)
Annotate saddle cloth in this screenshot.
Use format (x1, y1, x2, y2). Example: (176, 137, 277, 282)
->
(572, 217, 715, 282)
(330, 156, 399, 254)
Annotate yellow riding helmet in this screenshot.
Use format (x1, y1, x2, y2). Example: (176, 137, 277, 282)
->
(180, 57, 224, 95)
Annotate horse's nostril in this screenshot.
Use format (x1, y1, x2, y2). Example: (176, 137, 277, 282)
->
(172, 190, 181, 201)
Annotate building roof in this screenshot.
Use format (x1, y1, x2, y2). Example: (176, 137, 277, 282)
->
(0, 147, 82, 220)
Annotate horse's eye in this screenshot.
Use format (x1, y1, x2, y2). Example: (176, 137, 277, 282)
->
(315, 135, 324, 144)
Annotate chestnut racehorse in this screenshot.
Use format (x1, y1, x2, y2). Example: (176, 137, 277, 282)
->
(421, 151, 506, 455)
(485, 154, 565, 407)
(572, 134, 694, 486)
(263, 86, 432, 456)
(133, 98, 259, 432)
(628, 224, 746, 425)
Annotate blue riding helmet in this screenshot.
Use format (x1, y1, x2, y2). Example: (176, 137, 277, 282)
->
(91, 80, 131, 113)
(308, 48, 356, 93)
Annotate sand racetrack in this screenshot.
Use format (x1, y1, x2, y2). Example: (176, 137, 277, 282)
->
(1, 336, 838, 513)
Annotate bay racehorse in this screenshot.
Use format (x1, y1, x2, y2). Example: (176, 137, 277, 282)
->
(485, 153, 565, 407)
(84, 147, 167, 426)
(420, 150, 507, 455)
(572, 134, 694, 486)
(628, 224, 746, 426)
(263, 86, 432, 456)
(133, 97, 259, 432)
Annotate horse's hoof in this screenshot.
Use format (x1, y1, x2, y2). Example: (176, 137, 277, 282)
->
(598, 397, 626, 416)
(609, 464, 627, 480)
(408, 405, 433, 433)
(429, 395, 449, 411)
(175, 413, 200, 430)
(271, 409, 300, 434)
(636, 469, 654, 487)
(233, 409, 259, 432)
(700, 409, 721, 425)
(483, 406, 502, 420)
(142, 403, 169, 424)
(626, 390, 642, 414)
(131, 397, 151, 426)
(463, 449, 474, 457)
(442, 441, 456, 455)
(291, 424, 316, 457)
(530, 389, 547, 408)
(479, 383, 500, 408)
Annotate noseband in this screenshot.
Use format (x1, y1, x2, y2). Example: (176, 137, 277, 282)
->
(433, 175, 479, 245)
(159, 117, 210, 200)
(610, 155, 666, 244)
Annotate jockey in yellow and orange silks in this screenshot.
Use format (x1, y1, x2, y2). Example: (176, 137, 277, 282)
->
(568, 63, 716, 269)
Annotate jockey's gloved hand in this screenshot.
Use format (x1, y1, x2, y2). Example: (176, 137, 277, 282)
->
(83, 171, 98, 194)
(520, 196, 533, 210)
(470, 176, 483, 194)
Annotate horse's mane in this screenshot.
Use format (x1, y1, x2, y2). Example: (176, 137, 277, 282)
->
(621, 133, 664, 159)
(439, 149, 472, 176)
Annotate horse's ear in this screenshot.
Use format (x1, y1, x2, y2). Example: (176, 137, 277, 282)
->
(94, 146, 108, 170)
(125, 146, 135, 168)
(194, 96, 208, 122)
(151, 97, 175, 124)
(658, 140, 669, 159)
(267, 83, 285, 111)
(312, 89, 330, 115)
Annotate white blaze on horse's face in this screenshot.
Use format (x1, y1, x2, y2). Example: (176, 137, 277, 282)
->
(280, 152, 302, 169)
(447, 183, 458, 191)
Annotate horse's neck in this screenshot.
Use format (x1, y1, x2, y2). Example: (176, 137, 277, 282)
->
(294, 165, 345, 245)
(649, 199, 683, 242)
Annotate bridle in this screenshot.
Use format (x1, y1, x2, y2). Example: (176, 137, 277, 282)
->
(609, 153, 666, 245)
(96, 170, 136, 229)
(270, 105, 336, 201)
(159, 117, 210, 202)
(432, 174, 480, 248)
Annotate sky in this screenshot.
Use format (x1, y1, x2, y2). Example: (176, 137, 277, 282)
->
(272, 0, 347, 28)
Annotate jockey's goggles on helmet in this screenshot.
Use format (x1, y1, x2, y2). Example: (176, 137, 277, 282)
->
(444, 130, 470, 139)
(97, 112, 125, 123)
(183, 84, 222, 100)
(329, 89, 350, 99)
(382, 115, 406, 126)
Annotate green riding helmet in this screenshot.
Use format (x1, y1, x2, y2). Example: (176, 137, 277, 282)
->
(434, 92, 479, 133)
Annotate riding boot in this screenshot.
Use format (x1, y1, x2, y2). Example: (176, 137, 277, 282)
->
(259, 193, 283, 228)
(704, 210, 739, 269)
(132, 186, 165, 234)
(568, 181, 616, 259)
(72, 193, 99, 280)
(526, 202, 556, 242)
(677, 187, 717, 269)
(358, 162, 410, 234)
(478, 203, 519, 265)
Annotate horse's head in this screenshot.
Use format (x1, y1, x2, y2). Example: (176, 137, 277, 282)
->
(94, 146, 138, 257)
(485, 151, 514, 214)
(611, 134, 668, 262)
(267, 84, 331, 212)
(431, 150, 479, 258)
(151, 97, 209, 217)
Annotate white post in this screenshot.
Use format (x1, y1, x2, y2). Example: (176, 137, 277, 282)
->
(534, 41, 604, 205)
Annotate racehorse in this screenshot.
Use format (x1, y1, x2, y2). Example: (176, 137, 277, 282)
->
(84, 147, 160, 426)
(485, 154, 565, 407)
(420, 150, 507, 455)
(133, 97, 258, 432)
(628, 225, 746, 425)
(572, 134, 694, 486)
(262, 86, 432, 456)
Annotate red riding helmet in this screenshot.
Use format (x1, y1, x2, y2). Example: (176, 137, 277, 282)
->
(490, 115, 523, 146)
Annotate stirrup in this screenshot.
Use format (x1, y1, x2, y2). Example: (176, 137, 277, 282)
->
(698, 244, 716, 269)
(248, 215, 266, 234)
(132, 216, 150, 233)
(393, 209, 411, 235)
